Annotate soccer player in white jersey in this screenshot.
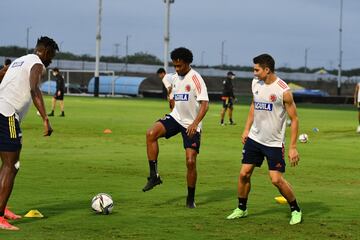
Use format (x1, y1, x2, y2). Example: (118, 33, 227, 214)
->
(227, 54, 302, 225)
(143, 47, 209, 208)
(156, 67, 174, 110)
(354, 82, 360, 133)
(0, 36, 58, 231)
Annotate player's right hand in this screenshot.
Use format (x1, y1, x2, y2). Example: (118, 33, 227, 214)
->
(241, 130, 249, 144)
(43, 118, 53, 136)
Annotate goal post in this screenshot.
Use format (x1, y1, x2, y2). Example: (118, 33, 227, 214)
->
(46, 69, 116, 96)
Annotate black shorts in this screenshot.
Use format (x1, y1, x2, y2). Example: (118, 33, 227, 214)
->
(158, 114, 201, 153)
(242, 137, 285, 172)
(0, 114, 22, 151)
(54, 91, 64, 100)
(222, 97, 233, 108)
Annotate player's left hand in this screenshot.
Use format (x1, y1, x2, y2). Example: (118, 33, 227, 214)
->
(288, 147, 299, 167)
(43, 118, 53, 136)
(186, 123, 198, 138)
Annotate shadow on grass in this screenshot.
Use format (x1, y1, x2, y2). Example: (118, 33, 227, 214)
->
(156, 189, 235, 207)
(250, 201, 331, 218)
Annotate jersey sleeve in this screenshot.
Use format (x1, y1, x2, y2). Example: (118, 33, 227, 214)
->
(161, 74, 172, 89)
(192, 73, 209, 101)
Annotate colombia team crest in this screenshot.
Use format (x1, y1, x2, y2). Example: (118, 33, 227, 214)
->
(269, 94, 277, 102)
(185, 84, 191, 92)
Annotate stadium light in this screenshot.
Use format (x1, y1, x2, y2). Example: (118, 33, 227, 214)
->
(163, 0, 174, 72)
(94, 0, 102, 97)
(337, 0, 343, 96)
(26, 26, 31, 54)
(114, 43, 120, 58)
(304, 48, 310, 73)
(221, 40, 226, 67)
(125, 35, 131, 74)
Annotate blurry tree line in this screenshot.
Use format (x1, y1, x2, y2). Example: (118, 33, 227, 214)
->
(1, 46, 359, 76)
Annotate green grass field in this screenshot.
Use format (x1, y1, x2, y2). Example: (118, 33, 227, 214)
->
(2, 96, 359, 240)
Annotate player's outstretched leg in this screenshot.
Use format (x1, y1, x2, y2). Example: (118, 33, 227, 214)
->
(0, 151, 21, 230)
(269, 171, 302, 225)
(143, 122, 166, 192)
(185, 148, 197, 208)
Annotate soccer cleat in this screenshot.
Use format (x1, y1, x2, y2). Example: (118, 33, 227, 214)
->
(289, 210, 302, 225)
(226, 208, 248, 219)
(0, 217, 19, 231)
(47, 112, 54, 116)
(356, 125, 360, 133)
(59, 112, 65, 117)
(186, 198, 196, 209)
(4, 208, 22, 220)
(142, 175, 162, 192)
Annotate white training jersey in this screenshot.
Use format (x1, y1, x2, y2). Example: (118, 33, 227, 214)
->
(248, 77, 290, 147)
(162, 73, 174, 89)
(169, 69, 209, 132)
(0, 54, 44, 122)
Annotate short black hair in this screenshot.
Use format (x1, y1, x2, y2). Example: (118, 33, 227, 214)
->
(170, 47, 193, 64)
(157, 68, 166, 74)
(227, 71, 235, 76)
(52, 68, 59, 72)
(4, 59, 11, 66)
(253, 54, 275, 72)
(36, 36, 59, 51)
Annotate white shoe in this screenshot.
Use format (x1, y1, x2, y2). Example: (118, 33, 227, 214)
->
(356, 125, 360, 133)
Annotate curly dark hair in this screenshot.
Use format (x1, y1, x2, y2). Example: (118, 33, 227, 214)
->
(170, 47, 193, 64)
(36, 36, 59, 51)
(253, 54, 275, 72)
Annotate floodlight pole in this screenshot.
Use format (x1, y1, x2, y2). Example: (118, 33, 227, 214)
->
(125, 35, 130, 74)
(337, 0, 343, 96)
(304, 48, 309, 73)
(114, 43, 120, 58)
(221, 40, 226, 68)
(94, 0, 102, 97)
(163, 0, 174, 72)
(26, 26, 31, 54)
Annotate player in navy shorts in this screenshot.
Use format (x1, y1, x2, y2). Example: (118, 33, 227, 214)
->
(159, 115, 201, 153)
(242, 138, 285, 173)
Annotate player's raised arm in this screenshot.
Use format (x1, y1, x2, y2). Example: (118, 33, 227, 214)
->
(30, 63, 53, 136)
(284, 90, 299, 166)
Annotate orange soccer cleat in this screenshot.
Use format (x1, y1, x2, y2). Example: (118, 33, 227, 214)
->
(0, 216, 19, 231)
(5, 207, 22, 220)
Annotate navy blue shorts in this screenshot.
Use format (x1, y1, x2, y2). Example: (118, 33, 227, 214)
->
(54, 91, 64, 100)
(0, 114, 22, 152)
(158, 115, 201, 153)
(242, 137, 285, 172)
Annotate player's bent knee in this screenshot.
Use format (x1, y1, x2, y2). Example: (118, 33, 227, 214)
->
(271, 177, 283, 187)
(146, 128, 157, 141)
(186, 158, 196, 169)
(239, 171, 251, 181)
